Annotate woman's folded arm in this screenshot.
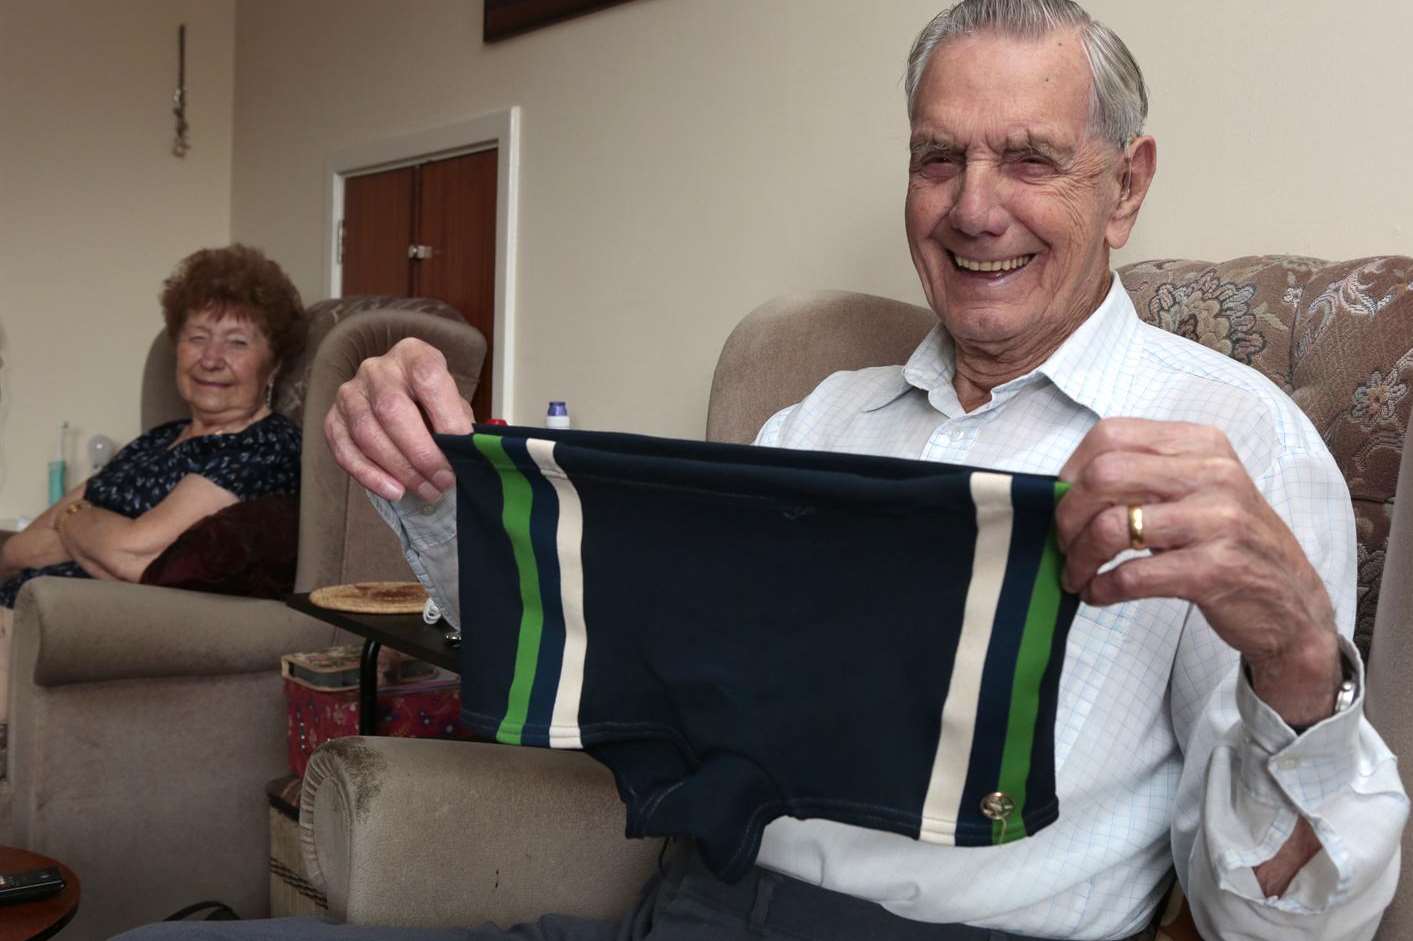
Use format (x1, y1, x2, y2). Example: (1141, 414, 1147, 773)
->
(59, 473, 238, 583)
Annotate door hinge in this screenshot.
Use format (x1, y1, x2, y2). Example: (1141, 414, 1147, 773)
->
(408, 244, 435, 261)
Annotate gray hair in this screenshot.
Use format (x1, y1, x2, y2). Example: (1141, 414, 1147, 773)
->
(905, 0, 1148, 150)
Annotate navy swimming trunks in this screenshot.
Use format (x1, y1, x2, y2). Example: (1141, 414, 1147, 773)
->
(441, 426, 1079, 882)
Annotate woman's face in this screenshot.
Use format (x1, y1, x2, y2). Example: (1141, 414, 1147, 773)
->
(174, 305, 276, 421)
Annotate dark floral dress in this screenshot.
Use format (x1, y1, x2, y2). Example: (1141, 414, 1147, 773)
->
(0, 413, 300, 607)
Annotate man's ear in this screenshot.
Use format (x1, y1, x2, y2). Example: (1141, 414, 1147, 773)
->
(1105, 135, 1156, 251)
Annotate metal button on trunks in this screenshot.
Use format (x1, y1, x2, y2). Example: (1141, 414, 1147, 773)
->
(440, 425, 1080, 882)
(981, 792, 1016, 821)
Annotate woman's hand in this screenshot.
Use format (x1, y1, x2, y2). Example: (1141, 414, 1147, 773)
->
(0, 483, 88, 578)
(0, 527, 70, 579)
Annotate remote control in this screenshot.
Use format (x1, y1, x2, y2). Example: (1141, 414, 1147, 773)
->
(0, 866, 65, 905)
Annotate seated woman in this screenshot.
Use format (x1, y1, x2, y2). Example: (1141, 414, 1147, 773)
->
(0, 244, 304, 727)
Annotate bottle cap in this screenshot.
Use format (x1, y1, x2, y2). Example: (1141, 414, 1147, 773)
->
(547, 401, 569, 417)
(485, 418, 508, 426)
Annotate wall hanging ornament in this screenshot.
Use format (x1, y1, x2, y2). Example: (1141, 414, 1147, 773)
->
(172, 23, 190, 158)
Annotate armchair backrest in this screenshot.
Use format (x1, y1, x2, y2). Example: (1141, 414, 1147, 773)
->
(1369, 442, 1413, 939)
(139, 332, 190, 431)
(294, 305, 485, 591)
(705, 290, 935, 445)
(138, 296, 488, 591)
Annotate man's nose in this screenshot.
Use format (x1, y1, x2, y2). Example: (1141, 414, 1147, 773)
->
(949, 165, 1007, 238)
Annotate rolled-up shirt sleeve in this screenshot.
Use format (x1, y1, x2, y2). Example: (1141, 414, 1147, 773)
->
(368, 489, 461, 630)
(1173, 447, 1407, 939)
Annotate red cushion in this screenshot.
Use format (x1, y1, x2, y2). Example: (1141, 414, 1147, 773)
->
(140, 494, 299, 599)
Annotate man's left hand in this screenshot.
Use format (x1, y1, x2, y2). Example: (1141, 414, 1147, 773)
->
(1056, 417, 1341, 727)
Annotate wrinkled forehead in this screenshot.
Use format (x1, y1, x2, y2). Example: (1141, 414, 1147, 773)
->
(910, 28, 1094, 148)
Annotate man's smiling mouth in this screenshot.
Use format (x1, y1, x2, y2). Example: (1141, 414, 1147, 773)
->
(950, 252, 1036, 273)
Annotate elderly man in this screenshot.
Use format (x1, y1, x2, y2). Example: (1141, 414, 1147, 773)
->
(123, 2, 1404, 941)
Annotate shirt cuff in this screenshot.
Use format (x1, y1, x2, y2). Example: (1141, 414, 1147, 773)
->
(368, 490, 457, 553)
(367, 489, 461, 629)
(1201, 634, 1398, 915)
(1236, 633, 1366, 814)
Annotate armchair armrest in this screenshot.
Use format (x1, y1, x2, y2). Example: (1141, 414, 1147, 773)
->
(12, 576, 341, 687)
(4, 578, 350, 932)
(300, 737, 661, 928)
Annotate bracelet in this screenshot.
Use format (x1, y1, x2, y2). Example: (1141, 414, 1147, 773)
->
(58, 500, 90, 531)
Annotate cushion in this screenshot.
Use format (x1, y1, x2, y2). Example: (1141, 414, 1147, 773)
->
(141, 494, 299, 599)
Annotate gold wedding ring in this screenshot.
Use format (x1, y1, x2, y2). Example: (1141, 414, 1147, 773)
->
(1127, 504, 1146, 551)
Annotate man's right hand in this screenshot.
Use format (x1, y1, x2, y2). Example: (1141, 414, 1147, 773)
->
(324, 338, 474, 502)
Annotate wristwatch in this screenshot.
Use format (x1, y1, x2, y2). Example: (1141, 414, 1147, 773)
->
(1289, 650, 1358, 736)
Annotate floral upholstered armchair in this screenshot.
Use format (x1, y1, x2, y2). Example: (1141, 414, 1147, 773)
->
(298, 255, 1413, 939)
(1121, 256, 1413, 662)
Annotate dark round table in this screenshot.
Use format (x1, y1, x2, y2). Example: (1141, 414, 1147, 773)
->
(0, 846, 79, 941)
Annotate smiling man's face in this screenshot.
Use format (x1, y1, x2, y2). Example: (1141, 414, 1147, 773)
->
(905, 28, 1136, 366)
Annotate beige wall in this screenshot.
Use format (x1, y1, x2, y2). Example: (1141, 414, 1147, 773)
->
(0, 0, 235, 519)
(229, 0, 1413, 440)
(3, 0, 1409, 518)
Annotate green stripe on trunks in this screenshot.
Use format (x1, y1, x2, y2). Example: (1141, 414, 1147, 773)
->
(474, 434, 546, 746)
(991, 480, 1068, 843)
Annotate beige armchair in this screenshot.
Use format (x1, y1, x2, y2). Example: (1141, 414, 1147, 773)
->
(0, 297, 486, 941)
(301, 257, 1413, 937)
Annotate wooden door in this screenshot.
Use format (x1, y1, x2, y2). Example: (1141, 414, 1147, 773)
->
(341, 149, 498, 420)
(342, 167, 415, 295)
(415, 150, 498, 422)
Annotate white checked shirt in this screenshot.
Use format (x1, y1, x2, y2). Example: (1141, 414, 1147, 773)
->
(372, 275, 1406, 941)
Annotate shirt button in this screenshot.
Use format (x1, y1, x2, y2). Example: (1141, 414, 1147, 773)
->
(1277, 756, 1302, 770)
(419, 502, 437, 515)
(980, 792, 1015, 820)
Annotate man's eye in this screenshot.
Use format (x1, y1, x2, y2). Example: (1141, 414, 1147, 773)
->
(1007, 156, 1055, 179)
(916, 156, 961, 178)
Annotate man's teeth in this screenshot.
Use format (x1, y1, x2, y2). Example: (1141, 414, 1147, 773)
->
(953, 254, 1035, 273)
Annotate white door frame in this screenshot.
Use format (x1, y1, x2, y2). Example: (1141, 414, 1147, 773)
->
(324, 107, 520, 421)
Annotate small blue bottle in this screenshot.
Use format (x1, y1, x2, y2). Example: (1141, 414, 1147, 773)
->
(545, 401, 572, 430)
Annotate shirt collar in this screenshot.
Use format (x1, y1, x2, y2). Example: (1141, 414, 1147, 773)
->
(863, 273, 1142, 419)
(1031, 274, 1143, 419)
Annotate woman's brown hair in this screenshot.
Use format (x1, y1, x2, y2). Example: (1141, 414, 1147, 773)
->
(160, 244, 305, 369)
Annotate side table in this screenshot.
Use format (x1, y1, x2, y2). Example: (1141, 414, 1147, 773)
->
(285, 593, 461, 735)
(0, 846, 79, 941)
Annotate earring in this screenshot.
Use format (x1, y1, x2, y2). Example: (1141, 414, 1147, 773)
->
(265, 375, 276, 407)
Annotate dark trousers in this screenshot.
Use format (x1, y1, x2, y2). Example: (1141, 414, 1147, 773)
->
(114, 845, 1105, 941)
